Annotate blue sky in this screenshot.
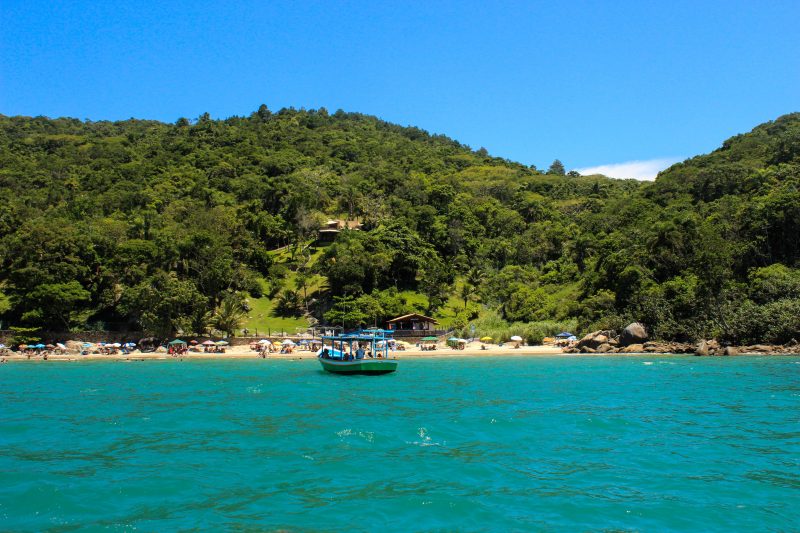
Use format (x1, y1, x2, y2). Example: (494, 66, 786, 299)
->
(2, 1, 799, 179)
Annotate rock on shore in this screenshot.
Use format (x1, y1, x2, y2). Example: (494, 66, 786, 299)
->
(565, 323, 800, 355)
(619, 322, 648, 346)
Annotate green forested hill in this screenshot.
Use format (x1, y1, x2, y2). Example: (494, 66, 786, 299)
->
(0, 107, 798, 344)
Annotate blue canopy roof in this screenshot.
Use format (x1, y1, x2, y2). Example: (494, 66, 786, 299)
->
(555, 332, 574, 337)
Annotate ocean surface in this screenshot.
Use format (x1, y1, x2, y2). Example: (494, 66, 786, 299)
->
(1, 356, 798, 532)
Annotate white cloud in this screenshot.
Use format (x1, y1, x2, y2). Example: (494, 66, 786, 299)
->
(575, 157, 682, 181)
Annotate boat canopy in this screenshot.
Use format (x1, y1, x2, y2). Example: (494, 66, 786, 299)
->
(320, 329, 395, 361)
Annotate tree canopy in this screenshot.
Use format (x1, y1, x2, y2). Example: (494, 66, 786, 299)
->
(0, 108, 798, 342)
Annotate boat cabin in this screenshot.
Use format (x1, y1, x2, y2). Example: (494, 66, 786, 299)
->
(320, 329, 395, 361)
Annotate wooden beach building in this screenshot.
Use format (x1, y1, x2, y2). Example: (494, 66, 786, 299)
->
(386, 313, 440, 334)
(317, 219, 362, 243)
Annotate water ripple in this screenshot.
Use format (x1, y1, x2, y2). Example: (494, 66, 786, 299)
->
(1, 356, 798, 531)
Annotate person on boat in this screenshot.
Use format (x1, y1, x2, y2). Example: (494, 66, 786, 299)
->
(356, 347, 365, 360)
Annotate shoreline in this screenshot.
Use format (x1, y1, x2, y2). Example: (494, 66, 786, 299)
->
(2, 344, 795, 363)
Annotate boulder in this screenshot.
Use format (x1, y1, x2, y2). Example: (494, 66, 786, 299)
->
(622, 343, 645, 353)
(65, 340, 84, 353)
(749, 344, 775, 353)
(695, 341, 709, 356)
(138, 337, 160, 353)
(619, 322, 648, 346)
(576, 331, 609, 350)
(675, 343, 695, 354)
(596, 343, 613, 353)
(581, 347, 597, 353)
(723, 346, 738, 356)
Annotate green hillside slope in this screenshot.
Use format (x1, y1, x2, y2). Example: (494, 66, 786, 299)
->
(0, 108, 797, 343)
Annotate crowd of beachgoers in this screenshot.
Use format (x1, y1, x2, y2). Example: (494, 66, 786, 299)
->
(0, 336, 568, 362)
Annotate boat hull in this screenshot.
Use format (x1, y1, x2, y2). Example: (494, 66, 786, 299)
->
(318, 358, 398, 375)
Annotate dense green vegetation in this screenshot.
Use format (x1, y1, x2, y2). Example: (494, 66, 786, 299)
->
(0, 107, 798, 343)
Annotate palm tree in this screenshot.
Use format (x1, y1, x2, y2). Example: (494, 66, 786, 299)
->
(212, 294, 248, 338)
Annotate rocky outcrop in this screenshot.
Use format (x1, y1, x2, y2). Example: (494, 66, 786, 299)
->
(621, 343, 645, 353)
(562, 325, 800, 356)
(695, 341, 709, 356)
(619, 322, 648, 346)
(64, 340, 86, 353)
(576, 330, 613, 350)
(138, 337, 160, 352)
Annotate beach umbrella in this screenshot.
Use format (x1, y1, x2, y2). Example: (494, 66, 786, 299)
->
(298, 339, 309, 344)
(46, 344, 55, 349)
(82, 342, 93, 348)
(510, 335, 523, 342)
(281, 339, 295, 345)
(111, 343, 121, 348)
(124, 342, 136, 347)
(257, 339, 271, 345)
(168, 339, 187, 345)
(35, 343, 46, 349)
(0, 344, 6, 349)
(421, 336, 437, 342)
(202, 340, 215, 346)
(189, 340, 198, 344)
(18, 344, 27, 349)
(56, 343, 67, 350)
(480, 336, 493, 342)
(215, 340, 229, 346)
(555, 332, 574, 338)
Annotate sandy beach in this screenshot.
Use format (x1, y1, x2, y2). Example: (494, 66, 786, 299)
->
(2, 343, 565, 362)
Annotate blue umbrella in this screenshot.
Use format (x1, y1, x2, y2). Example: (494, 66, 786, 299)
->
(555, 332, 574, 338)
(34, 343, 46, 349)
(82, 342, 92, 347)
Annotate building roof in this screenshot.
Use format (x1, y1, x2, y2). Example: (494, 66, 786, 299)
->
(386, 313, 439, 324)
(321, 219, 362, 231)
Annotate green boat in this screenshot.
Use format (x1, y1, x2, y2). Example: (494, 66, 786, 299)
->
(317, 329, 398, 375)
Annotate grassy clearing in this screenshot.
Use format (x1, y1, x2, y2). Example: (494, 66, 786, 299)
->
(240, 294, 309, 336)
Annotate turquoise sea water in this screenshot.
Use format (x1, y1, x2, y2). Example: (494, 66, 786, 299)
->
(1, 356, 798, 531)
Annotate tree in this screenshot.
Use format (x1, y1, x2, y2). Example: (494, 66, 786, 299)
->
(23, 281, 91, 330)
(212, 293, 248, 337)
(323, 294, 367, 328)
(547, 159, 566, 175)
(275, 290, 302, 317)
